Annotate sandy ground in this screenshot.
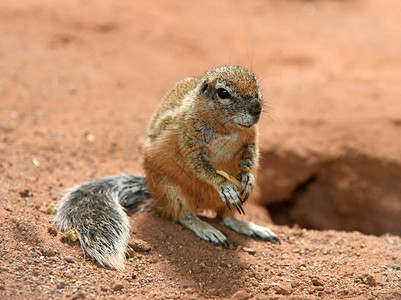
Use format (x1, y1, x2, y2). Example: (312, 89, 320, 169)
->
(1, 0, 400, 299)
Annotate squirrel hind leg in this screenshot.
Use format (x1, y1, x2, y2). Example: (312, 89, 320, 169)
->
(222, 215, 280, 244)
(149, 177, 229, 246)
(55, 188, 131, 270)
(178, 213, 229, 248)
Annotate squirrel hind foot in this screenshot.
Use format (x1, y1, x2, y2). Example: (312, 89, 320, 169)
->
(178, 213, 229, 248)
(223, 215, 280, 244)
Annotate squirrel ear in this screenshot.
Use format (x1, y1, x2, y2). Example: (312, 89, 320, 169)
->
(200, 81, 208, 94)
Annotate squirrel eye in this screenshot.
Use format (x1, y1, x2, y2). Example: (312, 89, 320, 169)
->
(217, 88, 231, 99)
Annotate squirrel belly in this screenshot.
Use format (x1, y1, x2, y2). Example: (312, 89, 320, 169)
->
(54, 174, 149, 270)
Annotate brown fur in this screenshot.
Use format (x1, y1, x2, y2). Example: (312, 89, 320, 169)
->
(143, 66, 261, 221)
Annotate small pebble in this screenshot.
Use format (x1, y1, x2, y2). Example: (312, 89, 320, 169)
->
(392, 264, 400, 270)
(41, 248, 56, 257)
(112, 283, 124, 291)
(48, 227, 58, 237)
(128, 240, 152, 252)
(85, 133, 95, 142)
(32, 158, 40, 167)
(64, 256, 75, 263)
(231, 290, 250, 300)
(311, 278, 324, 286)
(0, 266, 10, 272)
(73, 292, 86, 299)
(274, 284, 291, 295)
(57, 280, 67, 289)
(359, 274, 376, 287)
(19, 189, 31, 198)
(242, 247, 256, 254)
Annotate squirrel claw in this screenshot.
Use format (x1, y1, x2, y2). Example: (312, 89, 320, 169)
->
(223, 198, 232, 211)
(269, 235, 281, 244)
(214, 238, 229, 248)
(232, 204, 240, 214)
(242, 191, 250, 203)
(220, 185, 245, 215)
(231, 200, 242, 215)
(239, 172, 255, 204)
(237, 202, 245, 215)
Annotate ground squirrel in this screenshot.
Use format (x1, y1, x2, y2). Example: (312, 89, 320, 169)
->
(55, 66, 279, 270)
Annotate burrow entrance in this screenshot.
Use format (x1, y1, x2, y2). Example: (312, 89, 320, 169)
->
(257, 150, 401, 236)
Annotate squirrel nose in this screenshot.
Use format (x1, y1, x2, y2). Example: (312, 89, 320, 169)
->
(249, 102, 262, 117)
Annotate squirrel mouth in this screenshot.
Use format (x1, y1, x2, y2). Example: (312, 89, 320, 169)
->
(237, 123, 253, 129)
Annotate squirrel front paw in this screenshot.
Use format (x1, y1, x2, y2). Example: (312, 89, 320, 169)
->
(237, 171, 255, 203)
(218, 181, 245, 215)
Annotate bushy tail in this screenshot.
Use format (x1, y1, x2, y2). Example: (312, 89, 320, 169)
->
(54, 174, 150, 270)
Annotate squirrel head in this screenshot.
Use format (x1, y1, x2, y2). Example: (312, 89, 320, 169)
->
(196, 66, 263, 132)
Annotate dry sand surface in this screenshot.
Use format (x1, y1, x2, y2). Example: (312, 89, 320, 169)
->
(1, 0, 400, 299)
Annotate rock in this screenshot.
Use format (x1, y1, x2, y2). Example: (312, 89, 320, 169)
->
(254, 272, 263, 280)
(242, 247, 256, 254)
(273, 284, 292, 295)
(232, 290, 250, 300)
(112, 282, 124, 291)
(311, 278, 324, 286)
(18, 189, 31, 198)
(41, 247, 57, 257)
(358, 274, 376, 287)
(57, 280, 67, 289)
(392, 264, 400, 270)
(128, 239, 152, 253)
(63, 270, 74, 278)
(72, 292, 86, 299)
(47, 227, 58, 237)
(64, 256, 75, 263)
(238, 262, 251, 270)
(315, 286, 324, 292)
